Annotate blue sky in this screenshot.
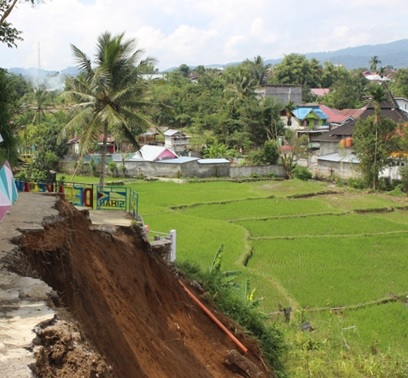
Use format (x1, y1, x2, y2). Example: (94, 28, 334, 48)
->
(1, 0, 408, 71)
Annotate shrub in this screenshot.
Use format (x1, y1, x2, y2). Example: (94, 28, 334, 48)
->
(400, 165, 408, 192)
(292, 166, 312, 181)
(108, 160, 118, 177)
(347, 177, 367, 189)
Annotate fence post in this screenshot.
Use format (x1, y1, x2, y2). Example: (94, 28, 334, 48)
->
(170, 229, 176, 262)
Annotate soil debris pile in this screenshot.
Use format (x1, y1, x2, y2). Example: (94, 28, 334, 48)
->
(7, 194, 272, 377)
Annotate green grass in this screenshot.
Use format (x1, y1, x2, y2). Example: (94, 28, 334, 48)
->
(180, 197, 343, 220)
(237, 213, 408, 238)
(143, 211, 248, 269)
(249, 234, 408, 308)
(317, 192, 408, 211)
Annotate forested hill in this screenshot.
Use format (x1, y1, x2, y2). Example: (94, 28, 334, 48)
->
(8, 39, 408, 77)
(264, 39, 408, 69)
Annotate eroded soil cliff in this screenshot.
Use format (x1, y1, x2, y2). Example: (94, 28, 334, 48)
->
(4, 194, 272, 377)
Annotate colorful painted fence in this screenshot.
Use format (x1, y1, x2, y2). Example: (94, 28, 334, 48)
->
(15, 180, 139, 219)
(0, 161, 18, 221)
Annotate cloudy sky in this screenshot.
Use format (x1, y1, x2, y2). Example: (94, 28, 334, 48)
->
(1, 0, 408, 71)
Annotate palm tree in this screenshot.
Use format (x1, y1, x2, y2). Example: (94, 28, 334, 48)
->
(63, 31, 155, 187)
(31, 86, 49, 124)
(244, 55, 270, 85)
(369, 56, 381, 72)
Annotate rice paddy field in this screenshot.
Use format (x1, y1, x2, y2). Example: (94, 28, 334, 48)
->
(71, 176, 408, 376)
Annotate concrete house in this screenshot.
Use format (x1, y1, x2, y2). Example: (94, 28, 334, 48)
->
(311, 83, 408, 179)
(164, 129, 190, 155)
(255, 85, 303, 106)
(291, 106, 330, 150)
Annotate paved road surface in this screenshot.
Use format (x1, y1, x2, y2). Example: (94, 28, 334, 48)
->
(0, 192, 133, 377)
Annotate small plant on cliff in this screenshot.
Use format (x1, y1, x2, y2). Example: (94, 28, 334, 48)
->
(177, 245, 286, 376)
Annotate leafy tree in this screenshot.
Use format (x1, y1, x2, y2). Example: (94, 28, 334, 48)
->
(0, 0, 43, 47)
(63, 31, 155, 187)
(253, 140, 279, 165)
(19, 112, 69, 158)
(29, 150, 59, 175)
(244, 96, 284, 147)
(353, 116, 397, 189)
(389, 68, 408, 98)
(320, 62, 349, 88)
(280, 129, 308, 178)
(202, 142, 236, 159)
(0, 68, 19, 165)
(272, 54, 322, 88)
(323, 70, 366, 109)
(178, 64, 191, 78)
(353, 84, 399, 189)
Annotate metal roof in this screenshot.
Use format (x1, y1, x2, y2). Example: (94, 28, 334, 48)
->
(128, 145, 178, 162)
(198, 158, 230, 164)
(293, 107, 328, 120)
(318, 153, 360, 164)
(157, 157, 199, 164)
(164, 129, 185, 136)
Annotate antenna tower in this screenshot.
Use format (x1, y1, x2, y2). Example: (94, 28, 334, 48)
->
(38, 42, 41, 71)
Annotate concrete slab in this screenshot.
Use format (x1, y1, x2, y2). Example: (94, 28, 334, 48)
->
(0, 192, 57, 378)
(80, 208, 134, 227)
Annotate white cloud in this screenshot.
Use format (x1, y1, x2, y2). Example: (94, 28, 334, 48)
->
(0, 0, 407, 71)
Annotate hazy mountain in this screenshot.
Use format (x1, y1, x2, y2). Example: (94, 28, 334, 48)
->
(165, 39, 408, 71)
(263, 39, 408, 69)
(8, 39, 408, 83)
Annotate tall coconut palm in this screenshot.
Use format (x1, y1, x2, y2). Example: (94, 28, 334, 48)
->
(63, 31, 155, 187)
(244, 55, 270, 85)
(369, 56, 381, 72)
(368, 83, 387, 189)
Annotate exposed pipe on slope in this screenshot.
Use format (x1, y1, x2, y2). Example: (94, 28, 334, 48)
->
(179, 279, 248, 354)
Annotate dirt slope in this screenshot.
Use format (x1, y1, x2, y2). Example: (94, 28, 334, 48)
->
(8, 196, 272, 377)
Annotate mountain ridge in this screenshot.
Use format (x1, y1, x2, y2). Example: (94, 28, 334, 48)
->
(8, 39, 408, 85)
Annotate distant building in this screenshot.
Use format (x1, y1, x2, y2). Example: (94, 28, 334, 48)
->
(310, 88, 330, 98)
(255, 85, 303, 106)
(163, 129, 190, 154)
(138, 130, 159, 146)
(129, 145, 178, 162)
(67, 134, 116, 155)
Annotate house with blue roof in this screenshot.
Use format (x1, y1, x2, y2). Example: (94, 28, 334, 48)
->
(292, 106, 329, 129)
(290, 105, 330, 149)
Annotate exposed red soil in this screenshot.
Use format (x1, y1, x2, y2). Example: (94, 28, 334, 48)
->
(11, 198, 273, 377)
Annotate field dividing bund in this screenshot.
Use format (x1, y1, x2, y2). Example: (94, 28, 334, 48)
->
(129, 178, 408, 372)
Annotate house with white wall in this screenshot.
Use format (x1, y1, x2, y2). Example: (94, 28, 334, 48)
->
(164, 129, 190, 155)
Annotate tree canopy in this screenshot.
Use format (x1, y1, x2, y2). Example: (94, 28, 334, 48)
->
(0, 0, 42, 47)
